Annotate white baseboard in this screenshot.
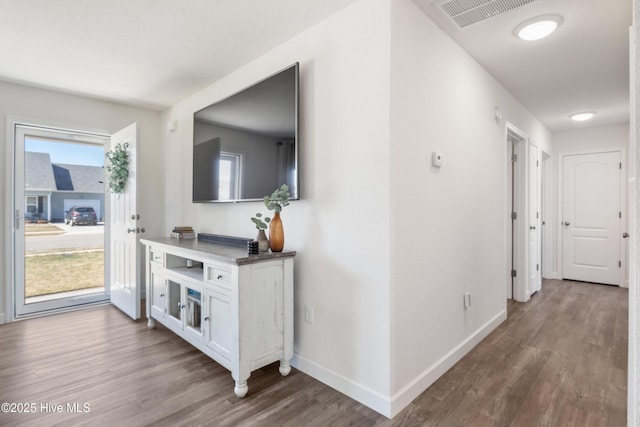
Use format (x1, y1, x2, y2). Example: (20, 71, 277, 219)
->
(389, 309, 507, 417)
(292, 309, 507, 419)
(0, 312, 6, 324)
(545, 272, 562, 280)
(291, 353, 392, 418)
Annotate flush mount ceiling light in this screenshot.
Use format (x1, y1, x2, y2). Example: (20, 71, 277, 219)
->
(514, 15, 563, 41)
(570, 111, 597, 122)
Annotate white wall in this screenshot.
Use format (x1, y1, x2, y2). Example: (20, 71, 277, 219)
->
(553, 123, 629, 153)
(160, 0, 393, 414)
(388, 0, 553, 414)
(551, 123, 630, 283)
(0, 80, 162, 323)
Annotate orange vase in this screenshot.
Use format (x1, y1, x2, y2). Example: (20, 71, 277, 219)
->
(269, 212, 284, 252)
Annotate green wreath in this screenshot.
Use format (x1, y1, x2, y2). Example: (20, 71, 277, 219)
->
(105, 142, 130, 194)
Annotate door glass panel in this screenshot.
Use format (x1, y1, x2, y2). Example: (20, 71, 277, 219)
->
(14, 124, 109, 317)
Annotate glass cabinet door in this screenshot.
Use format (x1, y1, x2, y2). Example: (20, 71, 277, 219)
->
(185, 287, 202, 333)
(168, 280, 182, 325)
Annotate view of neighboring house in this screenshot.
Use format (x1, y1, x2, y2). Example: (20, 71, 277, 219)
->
(25, 151, 104, 222)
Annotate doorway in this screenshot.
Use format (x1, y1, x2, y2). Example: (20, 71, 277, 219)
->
(507, 126, 543, 302)
(11, 123, 110, 317)
(507, 128, 525, 300)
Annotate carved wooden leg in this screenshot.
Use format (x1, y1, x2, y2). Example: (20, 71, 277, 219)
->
(147, 318, 156, 329)
(234, 380, 248, 398)
(279, 359, 291, 376)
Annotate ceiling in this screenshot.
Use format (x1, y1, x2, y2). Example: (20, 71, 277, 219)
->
(0, 0, 632, 133)
(414, 0, 632, 132)
(0, 0, 358, 110)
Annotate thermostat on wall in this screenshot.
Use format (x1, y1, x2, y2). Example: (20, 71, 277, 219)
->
(432, 152, 444, 167)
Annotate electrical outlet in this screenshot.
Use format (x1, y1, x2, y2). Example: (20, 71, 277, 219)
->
(464, 292, 472, 309)
(304, 305, 314, 324)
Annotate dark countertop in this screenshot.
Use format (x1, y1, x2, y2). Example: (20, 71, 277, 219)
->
(140, 237, 296, 265)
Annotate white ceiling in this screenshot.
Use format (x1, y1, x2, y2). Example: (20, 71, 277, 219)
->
(0, 0, 632, 133)
(0, 0, 358, 110)
(414, 0, 632, 132)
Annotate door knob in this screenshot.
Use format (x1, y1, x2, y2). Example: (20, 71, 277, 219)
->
(529, 226, 536, 230)
(127, 228, 137, 234)
(140, 227, 146, 233)
(623, 232, 629, 238)
(563, 222, 570, 226)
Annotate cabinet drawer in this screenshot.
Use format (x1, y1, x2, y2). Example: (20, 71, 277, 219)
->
(150, 248, 164, 265)
(207, 265, 231, 285)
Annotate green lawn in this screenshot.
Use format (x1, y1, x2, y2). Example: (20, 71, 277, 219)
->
(25, 251, 104, 297)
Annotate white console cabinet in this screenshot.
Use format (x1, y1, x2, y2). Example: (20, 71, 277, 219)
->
(141, 237, 295, 397)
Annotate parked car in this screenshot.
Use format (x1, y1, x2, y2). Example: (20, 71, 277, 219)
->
(65, 206, 98, 226)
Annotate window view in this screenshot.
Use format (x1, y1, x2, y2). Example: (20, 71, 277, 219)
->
(24, 138, 105, 303)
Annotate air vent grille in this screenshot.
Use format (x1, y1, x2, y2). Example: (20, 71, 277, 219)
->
(435, 0, 538, 29)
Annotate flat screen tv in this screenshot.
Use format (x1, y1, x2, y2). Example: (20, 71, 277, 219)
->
(193, 63, 299, 203)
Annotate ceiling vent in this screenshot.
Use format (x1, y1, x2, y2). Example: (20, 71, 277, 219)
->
(434, 0, 539, 30)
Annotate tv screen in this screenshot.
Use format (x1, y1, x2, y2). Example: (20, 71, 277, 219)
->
(193, 63, 299, 202)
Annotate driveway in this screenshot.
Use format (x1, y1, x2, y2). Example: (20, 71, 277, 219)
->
(25, 223, 104, 253)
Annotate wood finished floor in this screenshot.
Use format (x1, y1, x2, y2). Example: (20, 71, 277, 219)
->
(0, 279, 627, 426)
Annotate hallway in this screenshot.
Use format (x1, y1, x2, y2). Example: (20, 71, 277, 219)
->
(392, 279, 628, 426)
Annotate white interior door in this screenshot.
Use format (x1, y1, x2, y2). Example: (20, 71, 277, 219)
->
(109, 123, 141, 319)
(528, 143, 541, 295)
(562, 151, 622, 285)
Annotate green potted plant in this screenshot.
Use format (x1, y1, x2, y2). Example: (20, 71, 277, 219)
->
(251, 213, 270, 252)
(263, 184, 290, 252)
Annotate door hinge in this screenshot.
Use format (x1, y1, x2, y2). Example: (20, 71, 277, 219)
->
(512, 154, 517, 162)
(619, 212, 622, 219)
(511, 212, 517, 220)
(511, 269, 517, 278)
(536, 264, 539, 271)
(536, 160, 539, 167)
(620, 162, 622, 170)
(536, 212, 539, 219)
(619, 261, 622, 268)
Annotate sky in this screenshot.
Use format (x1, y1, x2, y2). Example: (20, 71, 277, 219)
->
(25, 138, 105, 167)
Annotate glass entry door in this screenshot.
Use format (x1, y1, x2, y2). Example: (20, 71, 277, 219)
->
(13, 124, 110, 317)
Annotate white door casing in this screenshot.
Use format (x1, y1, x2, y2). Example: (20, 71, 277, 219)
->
(506, 125, 529, 303)
(109, 123, 141, 319)
(562, 151, 622, 286)
(528, 143, 541, 295)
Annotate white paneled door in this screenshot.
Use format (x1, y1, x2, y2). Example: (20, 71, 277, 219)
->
(109, 123, 142, 319)
(562, 151, 622, 285)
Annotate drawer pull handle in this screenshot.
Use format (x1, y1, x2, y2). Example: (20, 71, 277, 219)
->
(204, 317, 210, 321)
(217, 274, 223, 280)
(160, 293, 165, 297)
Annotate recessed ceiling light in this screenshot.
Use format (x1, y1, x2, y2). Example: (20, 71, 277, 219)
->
(570, 112, 597, 122)
(514, 15, 563, 41)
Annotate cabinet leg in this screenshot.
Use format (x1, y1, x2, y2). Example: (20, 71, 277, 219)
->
(234, 380, 248, 398)
(147, 318, 156, 329)
(279, 359, 292, 376)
